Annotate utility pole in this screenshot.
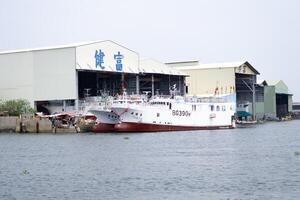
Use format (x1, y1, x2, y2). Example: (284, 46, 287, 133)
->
(252, 75, 256, 120)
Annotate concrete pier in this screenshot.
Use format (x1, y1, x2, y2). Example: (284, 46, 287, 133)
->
(0, 116, 78, 133)
(0, 117, 18, 132)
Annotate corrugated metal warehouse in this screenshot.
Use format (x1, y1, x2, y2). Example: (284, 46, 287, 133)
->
(0, 40, 293, 119)
(259, 80, 293, 119)
(167, 61, 264, 119)
(0, 40, 186, 114)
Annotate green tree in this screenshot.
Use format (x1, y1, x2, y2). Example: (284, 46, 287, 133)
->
(0, 99, 35, 116)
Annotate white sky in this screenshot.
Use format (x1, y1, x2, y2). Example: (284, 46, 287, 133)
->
(1, 0, 299, 100)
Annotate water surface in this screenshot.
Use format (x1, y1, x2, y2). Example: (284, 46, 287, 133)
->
(1, 120, 300, 199)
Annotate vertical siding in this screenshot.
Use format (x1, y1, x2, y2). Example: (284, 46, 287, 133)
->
(33, 48, 76, 101)
(264, 86, 276, 115)
(183, 68, 235, 96)
(255, 102, 265, 119)
(0, 47, 77, 106)
(0, 52, 35, 106)
(274, 80, 289, 94)
(288, 95, 293, 112)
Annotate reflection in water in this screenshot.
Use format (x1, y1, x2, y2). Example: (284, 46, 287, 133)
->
(1, 121, 300, 199)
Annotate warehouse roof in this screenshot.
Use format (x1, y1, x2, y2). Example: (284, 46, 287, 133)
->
(0, 40, 138, 55)
(258, 80, 292, 95)
(165, 60, 200, 67)
(257, 80, 268, 86)
(167, 61, 260, 75)
(0, 40, 186, 76)
(140, 59, 188, 76)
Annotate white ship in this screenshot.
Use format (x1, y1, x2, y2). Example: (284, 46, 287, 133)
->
(111, 95, 236, 132)
(86, 94, 145, 132)
(82, 96, 119, 132)
(88, 107, 119, 132)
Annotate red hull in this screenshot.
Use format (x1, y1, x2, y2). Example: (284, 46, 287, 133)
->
(114, 122, 233, 132)
(92, 123, 116, 133)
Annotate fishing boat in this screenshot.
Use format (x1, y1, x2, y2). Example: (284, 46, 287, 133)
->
(88, 94, 146, 132)
(89, 108, 119, 132)
(111, 95, 236, 132)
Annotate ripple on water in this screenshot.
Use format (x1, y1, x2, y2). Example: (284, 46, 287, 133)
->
(0, 121, 300, 199)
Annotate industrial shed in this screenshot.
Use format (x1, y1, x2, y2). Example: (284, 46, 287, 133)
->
(259, 80, 293, 119)
(0, 40, 185, 114)
(139, 59, 186, 96)
(167, 61, 262, 119)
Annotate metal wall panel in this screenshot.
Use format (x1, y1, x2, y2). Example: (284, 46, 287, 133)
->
(183, 68, 236, 96)
(288, 95, 293, 112)
(264, 86, 276, 116)
(274, 80, 289, 94)
(76, 41, 139, 74)
(0, 52, 34, 106)
(33, 48, 77, 101)
(234, 64, 257, 75)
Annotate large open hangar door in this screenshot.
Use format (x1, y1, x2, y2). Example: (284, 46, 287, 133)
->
(235, 73, 256, 119)
(139, 74, 185, 96)
(276, 94, 288, 118)
(78, 71, 138, 98)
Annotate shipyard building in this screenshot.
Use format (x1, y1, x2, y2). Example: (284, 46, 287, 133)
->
(167, 61, 264, 120)
(167, 61, 293, 120)
(0, 40, 186, 114)
(258, 80, 293, 119)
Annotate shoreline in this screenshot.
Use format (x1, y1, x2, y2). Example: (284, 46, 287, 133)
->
(1, 116, 298, 134)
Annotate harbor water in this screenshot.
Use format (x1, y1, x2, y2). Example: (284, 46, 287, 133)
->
(1, 120, 300, 200)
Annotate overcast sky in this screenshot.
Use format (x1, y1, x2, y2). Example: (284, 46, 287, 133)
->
(1, 0, 299, 100)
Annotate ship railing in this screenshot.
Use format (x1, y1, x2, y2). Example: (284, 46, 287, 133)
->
(78, 96, 115, 113)
(184, 96, 234, 103)
(151, 95, 229, 104)
(112, 94, 149, 106)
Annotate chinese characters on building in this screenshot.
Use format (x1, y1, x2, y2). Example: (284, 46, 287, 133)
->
(114, 51, 124, 71)
(94, 50, 124, 71)
(94, 50, 105, 69)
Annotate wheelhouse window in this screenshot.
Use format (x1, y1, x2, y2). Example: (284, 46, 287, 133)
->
(192, 105, 196, 111)
(222, 105, 226, 111)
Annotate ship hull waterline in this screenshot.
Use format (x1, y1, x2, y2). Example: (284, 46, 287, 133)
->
(92, 123, 116, 133)
(114, 122, 234, 132)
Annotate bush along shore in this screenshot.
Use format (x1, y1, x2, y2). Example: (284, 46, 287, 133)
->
(0, 99, 88, 133)
(0, 99, 36, 133)
(0, 99, 35, 117)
